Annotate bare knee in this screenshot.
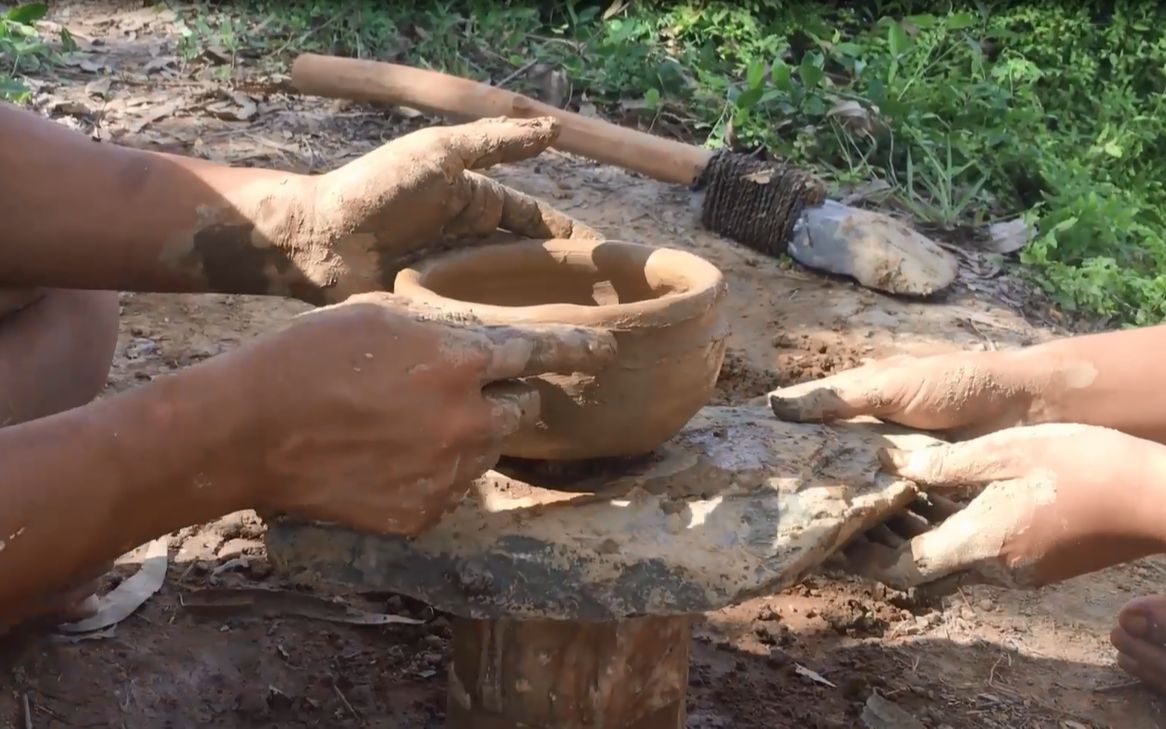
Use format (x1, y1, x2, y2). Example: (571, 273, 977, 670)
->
(0, 289, 120, 425)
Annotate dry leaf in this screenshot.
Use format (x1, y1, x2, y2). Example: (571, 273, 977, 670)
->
(794, 663, 837, 688)
(143, 56, 177, 74)
(58, 536, 168, 634)
(48, 99, 94, 116)
(84, 78, 112, 98)
(862, 693, 926, 729)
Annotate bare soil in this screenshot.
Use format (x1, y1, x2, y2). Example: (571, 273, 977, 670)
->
(1, 3, 1163, 727)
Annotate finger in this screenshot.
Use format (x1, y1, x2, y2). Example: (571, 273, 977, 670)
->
(443, 171, 506, 238)
(482, 381, 542, 438)
(909, 492, 963, 522)
(886, 508, 934, 539)
(445, 171, 601, 240)
(878, 433, 1028, 488)
(866, 523, 906, 549)
(767, 365, 904, 423)
(436, 117, 561, 172)
(471, 323, 617, 382)
(1111, 626, 1166, 692)
(849, 494, 1013, 590)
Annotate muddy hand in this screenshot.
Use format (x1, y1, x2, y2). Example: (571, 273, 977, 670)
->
(844, 423, 1166, 594)
(767, 350, 1041, 438)
(239, 292, 616, 535)
(306, 117, 600, 302)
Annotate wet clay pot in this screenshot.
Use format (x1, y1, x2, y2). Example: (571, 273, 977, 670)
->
(394, 238, 729, 460)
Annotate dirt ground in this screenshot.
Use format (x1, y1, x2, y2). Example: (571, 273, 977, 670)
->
(2, 3, 1164, 727)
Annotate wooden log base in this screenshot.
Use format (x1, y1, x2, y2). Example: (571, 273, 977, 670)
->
(447, 615, 691, 729)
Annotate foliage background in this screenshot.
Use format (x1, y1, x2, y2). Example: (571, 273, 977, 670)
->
(5, 1, 1165, 324)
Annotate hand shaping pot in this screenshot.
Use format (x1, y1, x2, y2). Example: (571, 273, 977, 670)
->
(394, 238, 729, 460)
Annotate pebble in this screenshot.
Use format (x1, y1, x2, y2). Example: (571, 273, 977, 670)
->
(217, 538, 256, 561)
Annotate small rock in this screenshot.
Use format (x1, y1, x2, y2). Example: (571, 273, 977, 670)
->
(977, 598, 995, 612)
(217, 511, 265, 540)
(757, 604, 781, 621)
(246, 559, 273, 580)
(217, 538, 257, 561)
(765, 649, 790, 668)
(266, 685, 293, 709)
(861, 694, 926, 729)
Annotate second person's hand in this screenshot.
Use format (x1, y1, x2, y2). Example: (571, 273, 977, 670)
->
(844, 423, 1166, 594)
(767, 349, 1045, 438)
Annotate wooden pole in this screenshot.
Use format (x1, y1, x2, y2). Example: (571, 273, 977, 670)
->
(447, 615, 692, 728)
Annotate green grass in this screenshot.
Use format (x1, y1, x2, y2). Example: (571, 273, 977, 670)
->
(10, 1, 1166, 324)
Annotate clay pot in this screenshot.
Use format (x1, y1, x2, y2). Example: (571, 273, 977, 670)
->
(394, 239, 729, 460)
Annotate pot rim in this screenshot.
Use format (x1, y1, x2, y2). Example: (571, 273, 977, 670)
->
(393, 238, 726, 328)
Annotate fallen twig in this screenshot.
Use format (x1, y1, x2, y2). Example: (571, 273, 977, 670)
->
(180, 587, 423, 627)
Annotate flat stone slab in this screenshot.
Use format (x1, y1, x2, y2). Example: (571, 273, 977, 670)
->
(266, 405, 941, 621)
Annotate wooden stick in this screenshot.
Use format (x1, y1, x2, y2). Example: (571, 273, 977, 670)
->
(291, 53, 713, 186)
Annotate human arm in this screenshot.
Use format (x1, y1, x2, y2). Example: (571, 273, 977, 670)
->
(0, 293, 614, 630)
(846, 423, 1166, 592)
(768, 324, 1166, 444)
(0, 104, 591, 303)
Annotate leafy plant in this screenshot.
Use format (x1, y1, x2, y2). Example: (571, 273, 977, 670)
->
(0, 2, 52, 101)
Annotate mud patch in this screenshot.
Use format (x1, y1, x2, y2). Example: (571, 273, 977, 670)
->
(771, 333, 865, 386)
(712, 337, 866, 406)
(712, 350, 782, 405)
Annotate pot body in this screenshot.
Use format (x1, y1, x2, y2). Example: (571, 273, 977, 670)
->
(394, 239, 729, 460)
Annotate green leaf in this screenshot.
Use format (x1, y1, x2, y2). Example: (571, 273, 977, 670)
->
(832, 42, 863, 58)
(771, 58, 792, 91)
(736, 85, 763, 110)
(643, 87, 661, 108)
(745, 58, 764, 89)
(0, 76, 28, 102)
(887, 21, 911, 55)
(5, 3, 48, 25)
(905, 14, 937, 28)
(58, 27, 77, 53)
(798, 52, 824, 89)
(946, 13, 977, 30)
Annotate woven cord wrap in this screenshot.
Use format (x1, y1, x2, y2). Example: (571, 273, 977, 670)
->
(696, 151, 828, 256)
